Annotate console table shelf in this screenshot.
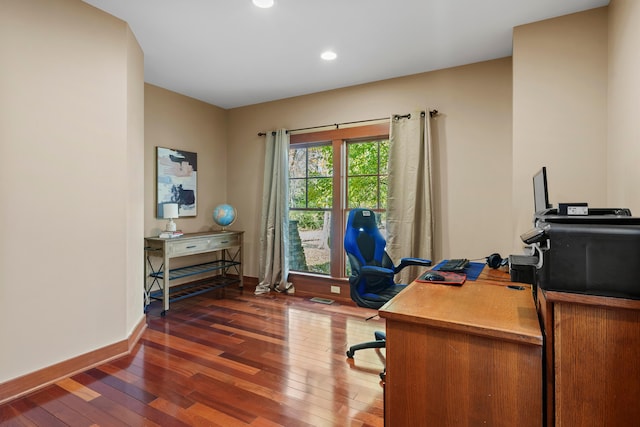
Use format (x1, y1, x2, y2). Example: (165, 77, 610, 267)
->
(147, 275, 240, 305)
(149, 260, 240, 281)
(144, 231, 243, 315)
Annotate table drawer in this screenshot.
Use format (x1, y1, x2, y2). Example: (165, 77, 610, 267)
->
(208, 233, 240, 249)
(168, 234, 240, 256)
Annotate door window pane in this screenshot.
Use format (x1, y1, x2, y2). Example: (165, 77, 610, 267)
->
(346, 139, 389, 210)
(288, 143, 332, 274)
(289, 210, 331, 274)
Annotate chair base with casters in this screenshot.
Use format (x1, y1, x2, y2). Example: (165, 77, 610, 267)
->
(347, 330, 387, 380)
(346, 330, 385, 358)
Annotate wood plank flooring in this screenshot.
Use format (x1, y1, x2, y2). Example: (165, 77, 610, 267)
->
(0, 288, 386, 426)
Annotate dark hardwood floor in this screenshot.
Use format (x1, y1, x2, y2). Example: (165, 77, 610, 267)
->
(1, 288, 386, 426)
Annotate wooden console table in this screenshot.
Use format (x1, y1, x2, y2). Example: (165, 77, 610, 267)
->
(144, 231, 243, 315)
(379, 267, 542, 426)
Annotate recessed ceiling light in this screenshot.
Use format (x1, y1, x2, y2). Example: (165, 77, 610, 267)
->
(252, 0, 274, 8)
(321, 51, 337, 61)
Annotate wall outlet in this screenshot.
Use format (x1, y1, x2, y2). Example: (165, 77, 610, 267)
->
(330, 285, 341, 294)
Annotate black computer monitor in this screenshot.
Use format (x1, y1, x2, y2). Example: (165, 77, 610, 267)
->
(533, 167, 550, 213)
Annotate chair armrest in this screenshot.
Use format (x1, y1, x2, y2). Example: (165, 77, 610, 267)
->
(394, 257, 432, 274)
(361, 265, 395, 280)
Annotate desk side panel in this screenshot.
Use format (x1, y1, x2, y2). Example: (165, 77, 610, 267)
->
(536, 286, 555, 427)
(554, 301, 640, 426)
(385, 320, 542, 427)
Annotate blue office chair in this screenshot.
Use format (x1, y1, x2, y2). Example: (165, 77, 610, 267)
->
(344, 208, 432, 362)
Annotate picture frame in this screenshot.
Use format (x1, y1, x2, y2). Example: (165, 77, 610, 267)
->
(156, 147, 197, 218)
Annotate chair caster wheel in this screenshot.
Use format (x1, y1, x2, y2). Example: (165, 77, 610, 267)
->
(346, 350, 354, 358)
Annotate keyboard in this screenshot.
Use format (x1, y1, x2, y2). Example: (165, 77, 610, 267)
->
(438, 258, 470, 272)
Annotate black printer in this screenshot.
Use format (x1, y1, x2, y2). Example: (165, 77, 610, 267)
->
(522, 207, 640, 300)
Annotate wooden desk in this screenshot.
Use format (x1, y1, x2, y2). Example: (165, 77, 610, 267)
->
(379, 267, 542, 427)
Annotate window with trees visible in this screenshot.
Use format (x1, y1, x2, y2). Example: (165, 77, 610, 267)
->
(288, 123, 389, 278)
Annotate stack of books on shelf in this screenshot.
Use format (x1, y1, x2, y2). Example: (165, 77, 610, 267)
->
(159, 230, 183, 238)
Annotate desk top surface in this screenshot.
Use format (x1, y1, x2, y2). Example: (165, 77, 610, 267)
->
(379, 266, 542, 345)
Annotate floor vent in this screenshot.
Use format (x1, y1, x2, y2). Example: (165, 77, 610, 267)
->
(310, 297, 334, 305)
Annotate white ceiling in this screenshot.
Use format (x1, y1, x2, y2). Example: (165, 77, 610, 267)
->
(82, 0, 609, 109)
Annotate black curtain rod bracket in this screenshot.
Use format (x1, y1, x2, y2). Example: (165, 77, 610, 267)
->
(258, 130, 285, 136)
(393, 110, 438, 121)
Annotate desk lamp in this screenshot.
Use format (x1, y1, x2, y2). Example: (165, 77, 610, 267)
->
(163, 203, 179, 232)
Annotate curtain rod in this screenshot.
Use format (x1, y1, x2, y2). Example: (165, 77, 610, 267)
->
(257, 109, 439, 136)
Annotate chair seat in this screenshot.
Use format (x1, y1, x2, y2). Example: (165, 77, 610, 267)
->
(360, 284, 407, 307)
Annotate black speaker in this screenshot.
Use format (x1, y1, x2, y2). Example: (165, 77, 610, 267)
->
(487, 253, 507, 269)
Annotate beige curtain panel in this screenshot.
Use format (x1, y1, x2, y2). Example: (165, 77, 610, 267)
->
(386, 110, 434, 284)
(256, 129, 293, 295)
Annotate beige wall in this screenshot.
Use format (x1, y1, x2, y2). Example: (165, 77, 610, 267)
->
(512, 7, 609, 246)
(0, 0, 144, 383)
(126, 27, 145, 330)
(227, 58, 514, 277)
(608, 0, 640, 214)
(143, 84, 228, 237)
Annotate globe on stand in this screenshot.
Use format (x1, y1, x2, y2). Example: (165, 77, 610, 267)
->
(213, 204, 237, 230)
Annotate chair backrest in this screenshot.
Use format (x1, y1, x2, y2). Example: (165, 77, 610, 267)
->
(344, 209, 387, 267)
(344, 209, 395, 304)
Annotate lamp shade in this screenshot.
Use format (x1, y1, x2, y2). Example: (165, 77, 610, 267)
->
(163, 203, 179, 219)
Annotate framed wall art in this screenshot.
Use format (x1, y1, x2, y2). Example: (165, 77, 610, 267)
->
(156, 147, 197, 218)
